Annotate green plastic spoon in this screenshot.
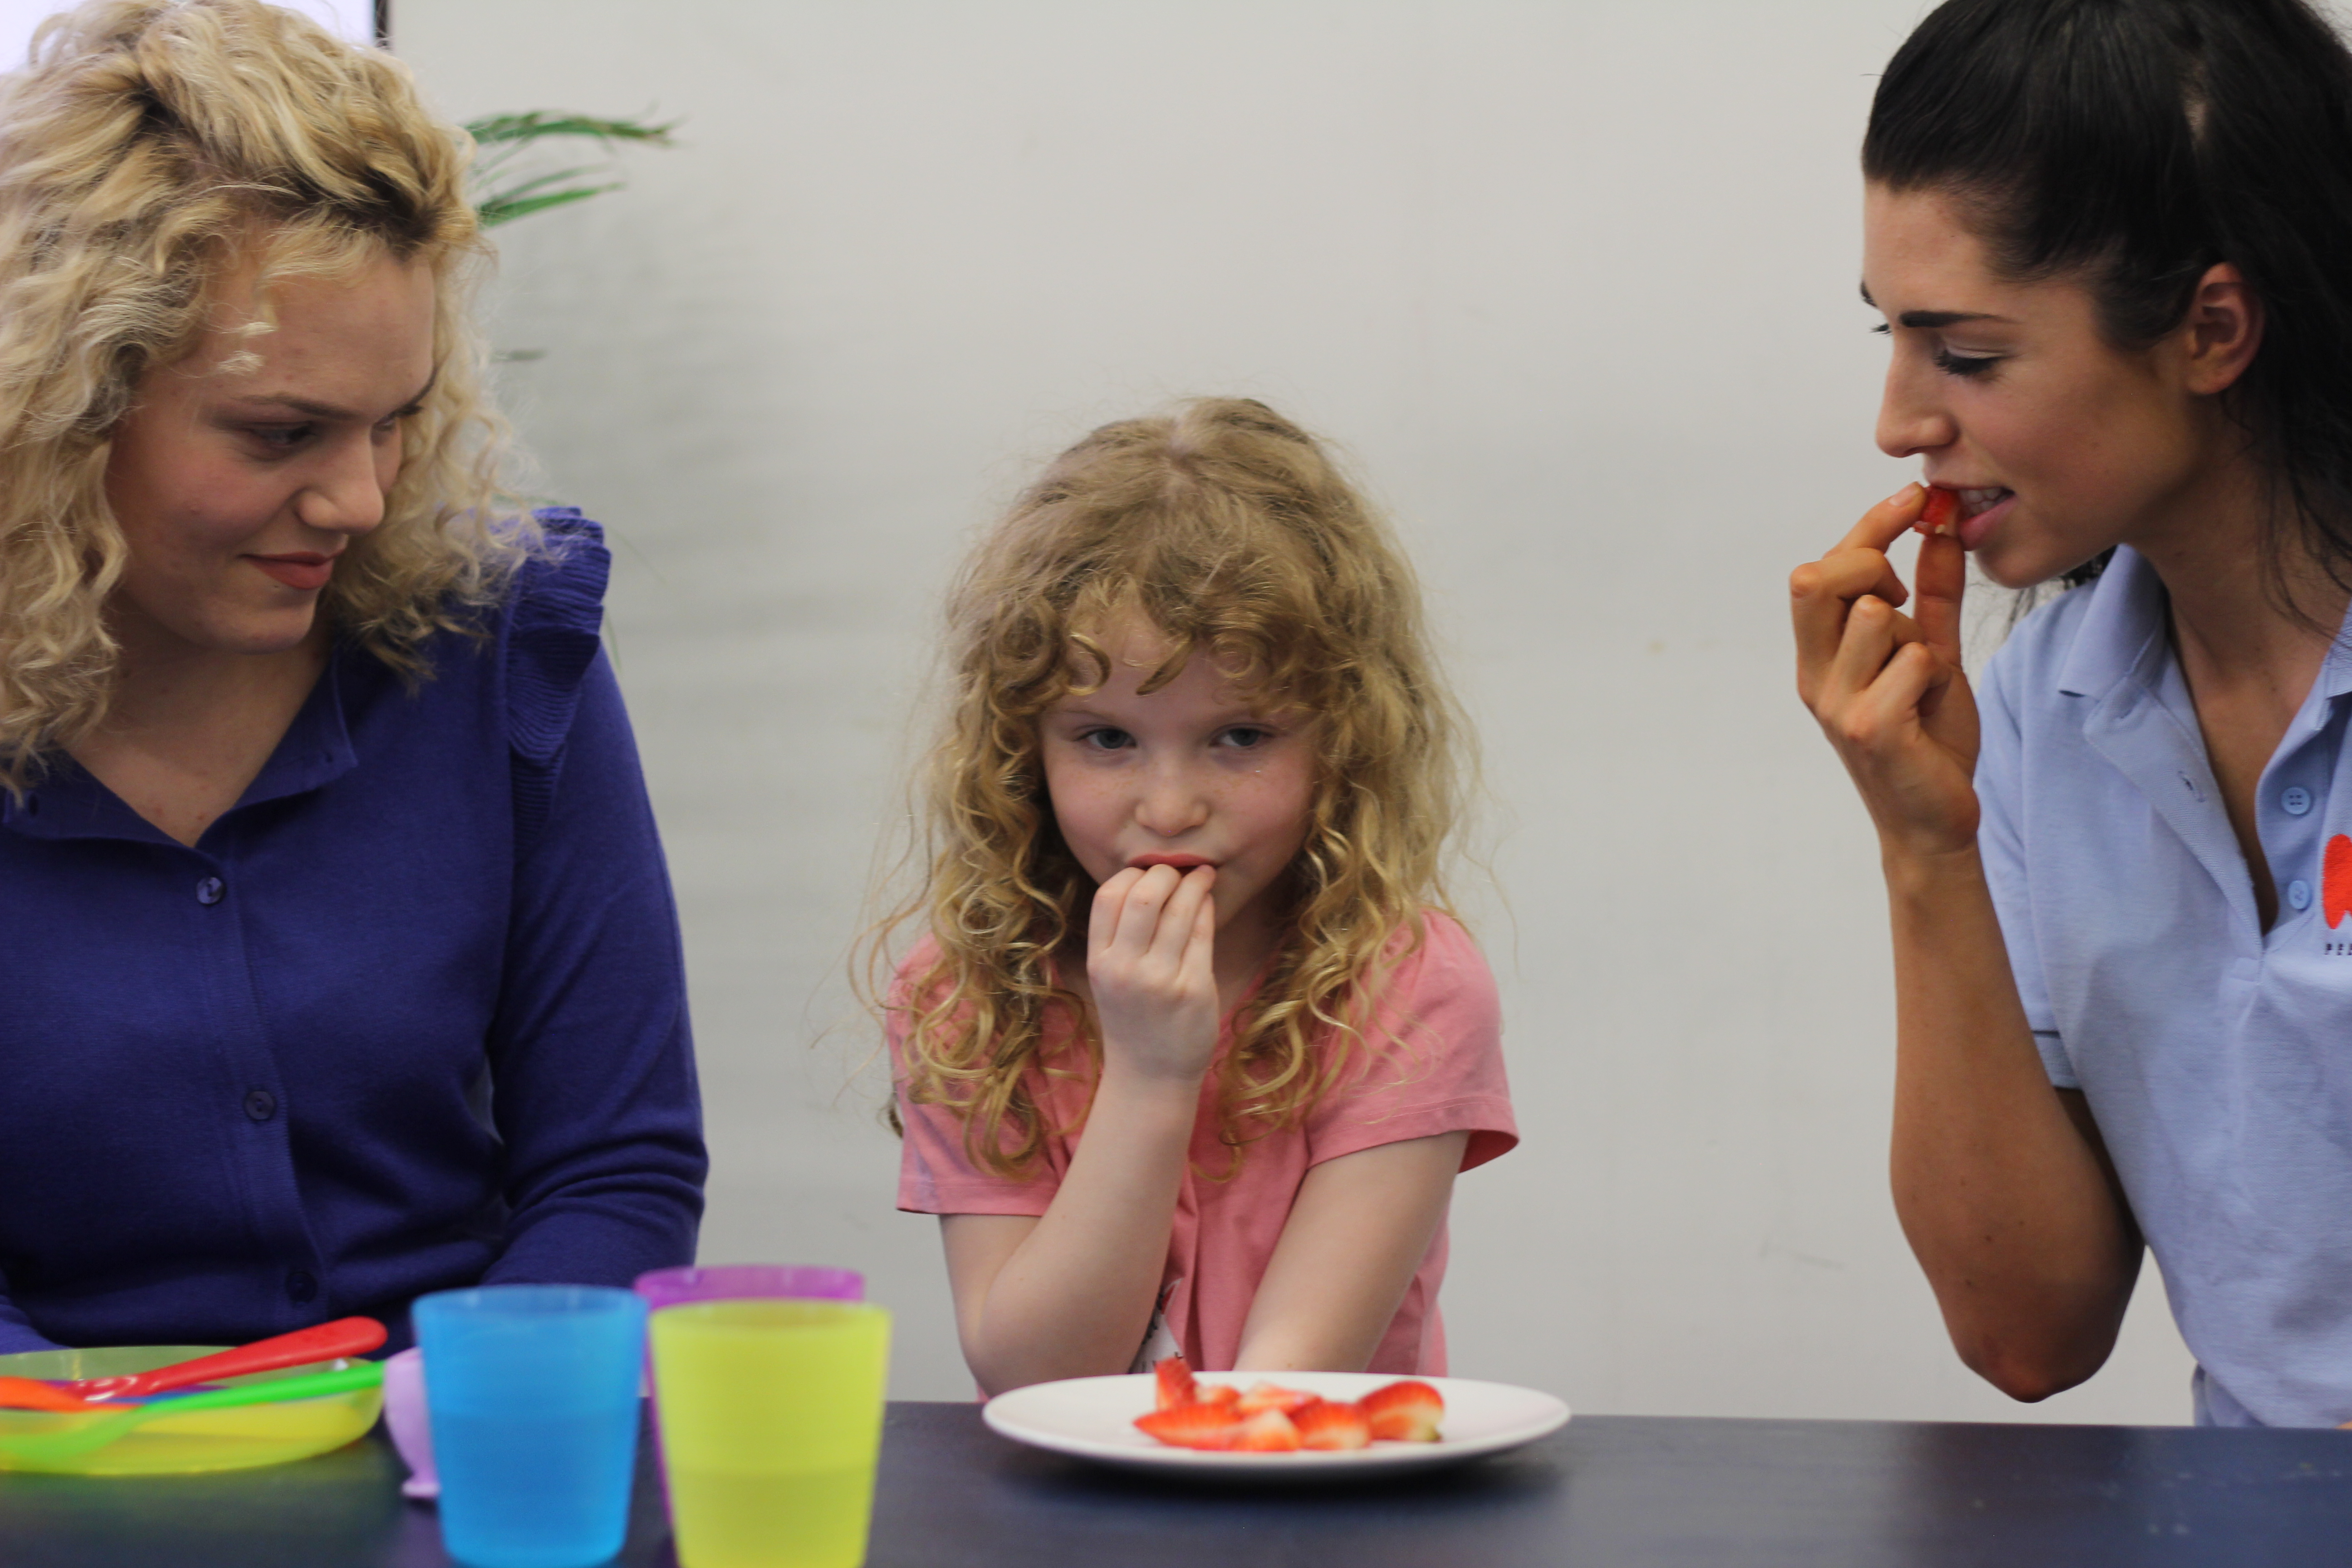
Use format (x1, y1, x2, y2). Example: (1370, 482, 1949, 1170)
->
(0, 1361, 382, 1465)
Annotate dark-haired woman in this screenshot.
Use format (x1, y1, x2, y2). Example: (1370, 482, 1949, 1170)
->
(1792, 0, 2352, 1427)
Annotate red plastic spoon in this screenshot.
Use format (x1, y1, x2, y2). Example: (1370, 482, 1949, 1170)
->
(54, 1317, 387, 1404)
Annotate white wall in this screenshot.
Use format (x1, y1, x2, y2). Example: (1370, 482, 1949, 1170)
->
(395, 0, 2198, 1421)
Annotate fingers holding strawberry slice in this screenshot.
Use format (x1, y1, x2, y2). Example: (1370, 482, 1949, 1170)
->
(1916, 484, 1960, 537)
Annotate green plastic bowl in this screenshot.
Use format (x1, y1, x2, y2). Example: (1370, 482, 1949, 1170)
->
(0, 1345, 382, 1475)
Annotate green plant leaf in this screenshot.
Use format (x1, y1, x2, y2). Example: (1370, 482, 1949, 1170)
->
(476, 184, 622, 228)
(462, 110, 676, 229)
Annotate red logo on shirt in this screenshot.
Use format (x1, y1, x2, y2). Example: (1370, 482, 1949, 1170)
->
(2327, 836, 2352, 928)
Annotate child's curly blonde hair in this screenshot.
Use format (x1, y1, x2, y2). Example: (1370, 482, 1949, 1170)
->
(0, 0, 524, 789)
(886, 397, 1472, 1177)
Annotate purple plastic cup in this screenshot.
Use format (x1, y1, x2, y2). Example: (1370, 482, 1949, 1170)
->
(632, 1265, 865, 1517)
(633, 1265, 863, 1314)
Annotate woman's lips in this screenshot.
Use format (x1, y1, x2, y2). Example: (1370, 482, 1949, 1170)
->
(248, 553, 335, 592)
(1955, 488, 2015, 551)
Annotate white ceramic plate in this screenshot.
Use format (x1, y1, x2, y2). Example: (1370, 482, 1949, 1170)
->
(982, 1371, 1569, 1478)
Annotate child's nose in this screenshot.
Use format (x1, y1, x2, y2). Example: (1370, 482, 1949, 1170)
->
(1132, 765, 1210, 836)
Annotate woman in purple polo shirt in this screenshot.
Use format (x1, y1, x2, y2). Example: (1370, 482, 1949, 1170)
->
(0, 0, 704, 1353)
(1793, 0, 2352, 1427)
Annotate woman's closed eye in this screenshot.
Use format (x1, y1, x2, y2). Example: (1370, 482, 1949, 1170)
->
(1872, 321, 2004, 379)
(1931, 345, 2002, 378)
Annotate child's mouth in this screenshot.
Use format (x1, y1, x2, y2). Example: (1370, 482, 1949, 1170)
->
(1129, 854, 1214, 871)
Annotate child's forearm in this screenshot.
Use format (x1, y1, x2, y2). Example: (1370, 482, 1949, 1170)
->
(1231, 1131, 1465, 1372)
(957, 1060, 1201, 1395)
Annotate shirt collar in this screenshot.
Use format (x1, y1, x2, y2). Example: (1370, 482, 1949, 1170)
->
(2055, 546, 2171, 700)
(2053, 542, 2352, 707)
(2, 646, 360, 843)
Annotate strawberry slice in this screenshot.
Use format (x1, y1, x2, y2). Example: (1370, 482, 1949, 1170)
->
(1917, 485, 1959, 536)
(1236, 1380, 1318, 1416)
(1357, 1379, 1444, 1442)
(1230, 1407, 1302, 1452)
(1290, 1398, 1371, 1451)
(1153, 1355, 1197, 1412)
(1199, 1383, 1241, 1408)
(1135, 1402, 1244, 1451)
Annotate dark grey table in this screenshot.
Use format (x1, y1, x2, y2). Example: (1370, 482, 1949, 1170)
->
(5, 1402, 2352, 1566)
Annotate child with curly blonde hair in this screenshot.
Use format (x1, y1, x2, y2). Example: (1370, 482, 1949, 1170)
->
(886, 398, 1514, 1394)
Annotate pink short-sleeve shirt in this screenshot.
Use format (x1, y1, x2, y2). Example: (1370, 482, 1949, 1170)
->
(892, 913, 1516, 1375)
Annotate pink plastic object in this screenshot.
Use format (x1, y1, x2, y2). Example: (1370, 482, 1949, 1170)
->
(633, 1265, 865, 1517)
(382, 1348, 436, 1500)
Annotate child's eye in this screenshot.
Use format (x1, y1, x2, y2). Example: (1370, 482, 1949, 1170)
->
(1218, 726, 1275, 750)
(1076, 726, 1135, 751)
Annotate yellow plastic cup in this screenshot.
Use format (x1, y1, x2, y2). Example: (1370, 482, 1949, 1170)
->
(648, 1299, 892, 1568)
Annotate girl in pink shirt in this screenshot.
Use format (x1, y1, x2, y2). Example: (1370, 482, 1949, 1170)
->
(883, 397, 1515, 1396)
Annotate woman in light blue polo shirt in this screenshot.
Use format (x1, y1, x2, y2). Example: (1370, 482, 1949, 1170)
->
(1792, 0, 2352, 1427)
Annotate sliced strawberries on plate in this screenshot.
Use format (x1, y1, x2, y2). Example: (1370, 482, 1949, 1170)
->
(1230, 1407, 1302, 1452)
(1357, 1379, 1444, 1442)
(1153, 1354, 1197, 1412)
(1134, 1365, 1447, 1452)
(1235, 1381, 1318, 1416)
(1290, 1398, 1372, 1451)
(1134, 1401, 1245, 1451)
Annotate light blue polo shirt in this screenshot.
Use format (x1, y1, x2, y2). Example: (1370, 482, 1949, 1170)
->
(1978, 545, 2352, 1427)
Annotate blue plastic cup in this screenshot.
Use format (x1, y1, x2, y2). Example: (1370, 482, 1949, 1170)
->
(414, 1285, 648, 1568)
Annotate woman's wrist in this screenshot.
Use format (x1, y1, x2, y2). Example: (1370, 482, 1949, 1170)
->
(1879, 836, 1988, 900)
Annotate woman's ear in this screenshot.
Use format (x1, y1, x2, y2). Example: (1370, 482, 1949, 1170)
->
(2180, 261, 2263, 396)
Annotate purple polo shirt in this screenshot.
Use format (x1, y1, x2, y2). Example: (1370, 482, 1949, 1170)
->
(0, 510, 705, 1353)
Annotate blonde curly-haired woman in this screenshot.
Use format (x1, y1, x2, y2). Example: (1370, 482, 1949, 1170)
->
(0, 0, 705, 1355)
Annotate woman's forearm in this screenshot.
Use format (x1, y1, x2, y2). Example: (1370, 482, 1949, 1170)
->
(956, 1063, 1199, 1394)
(1884, 844, 2141, 1399)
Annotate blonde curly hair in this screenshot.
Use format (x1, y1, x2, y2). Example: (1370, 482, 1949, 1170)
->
(886, 397, 1472, 1178)
(0, 0, 524, 788)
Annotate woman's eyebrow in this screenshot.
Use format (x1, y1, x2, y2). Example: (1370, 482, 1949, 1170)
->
(225, 372, 438, 421)
(1858, 282, 2012, 328)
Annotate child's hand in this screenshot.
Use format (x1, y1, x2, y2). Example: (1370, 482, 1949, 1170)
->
(1790, 485, 1984, 860)
(1087, 863, 1220, 1084)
